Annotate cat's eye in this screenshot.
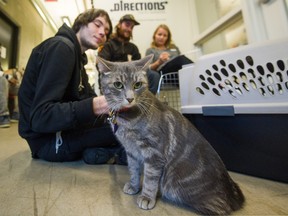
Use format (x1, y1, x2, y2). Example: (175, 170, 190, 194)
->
(114, 81, 123, 89)
(134, 82, 142, 89)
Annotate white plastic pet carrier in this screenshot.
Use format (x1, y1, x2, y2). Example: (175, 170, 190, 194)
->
(178, 38, 288, 183)
(179, 37, 288, 115)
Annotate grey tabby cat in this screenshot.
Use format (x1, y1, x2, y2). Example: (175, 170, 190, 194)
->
(97, 55, 245, 215)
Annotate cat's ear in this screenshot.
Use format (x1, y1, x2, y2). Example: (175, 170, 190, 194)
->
(135, 54, 154, 71)
(96, 56, 112, 74)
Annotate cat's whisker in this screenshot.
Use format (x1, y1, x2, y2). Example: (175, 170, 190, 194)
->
(92, 106, 112, 126)
(92, 114, 105, 126)
(137, 103, 149, 117)
(138, 104, 152, 117)
(108, 103, 118, 113)
(141, 103, 155, 117)
(140, 97, 160, 113)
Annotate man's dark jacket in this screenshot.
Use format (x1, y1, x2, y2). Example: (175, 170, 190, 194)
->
(98, 37, 141, 61)
(19, 24, 96, 140)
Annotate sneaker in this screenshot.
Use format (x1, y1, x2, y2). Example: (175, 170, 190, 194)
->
(10, 112, 19, 123)
(0, 115, 10, 128)
(83, 146, 127, 165)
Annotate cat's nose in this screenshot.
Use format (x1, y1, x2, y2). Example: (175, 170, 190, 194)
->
(126, 98, 134, 103)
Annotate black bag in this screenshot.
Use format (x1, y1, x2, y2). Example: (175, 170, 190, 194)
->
(157, 55, 193, 75)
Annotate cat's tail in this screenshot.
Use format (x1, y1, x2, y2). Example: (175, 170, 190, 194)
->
(227, 177, 245, 211)
(193, 179, 245, 215)
(190, 175, 245, 215)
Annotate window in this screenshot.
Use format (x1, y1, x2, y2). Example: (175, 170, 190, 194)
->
(193, 0, 246, 55)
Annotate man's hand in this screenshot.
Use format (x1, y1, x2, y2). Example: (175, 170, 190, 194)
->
(92, 96, 109, 115)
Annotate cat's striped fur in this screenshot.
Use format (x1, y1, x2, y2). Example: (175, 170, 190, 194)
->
(97, 55, 245, 215)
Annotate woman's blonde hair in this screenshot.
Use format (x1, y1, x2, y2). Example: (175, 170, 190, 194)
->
(151, 24, 176, 49)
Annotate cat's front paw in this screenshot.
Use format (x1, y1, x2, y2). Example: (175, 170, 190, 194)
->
(123, 182, 140, 195)
(137, 195, 156, 210)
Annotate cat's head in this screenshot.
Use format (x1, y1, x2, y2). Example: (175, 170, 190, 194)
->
(97, 55, 153, 111)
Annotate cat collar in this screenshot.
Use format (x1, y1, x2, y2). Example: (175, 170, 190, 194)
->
(107, 110, 118, 133)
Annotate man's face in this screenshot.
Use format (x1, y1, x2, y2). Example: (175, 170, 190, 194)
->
(78, 15, 110, 51)
(118, 21, 135, 41)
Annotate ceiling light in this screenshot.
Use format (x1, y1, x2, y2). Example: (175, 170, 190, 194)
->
(31, 0, 48, 23)
(48, 18, 58, 32)
(61, 16, 71, 27)
(0, 0, 7, 5)
(30, 0, 58, 32)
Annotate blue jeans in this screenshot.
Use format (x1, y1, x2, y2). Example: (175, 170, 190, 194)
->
(0, 76, 9, 117)
(147, 69, 161, 94)
(0, 75, 19, 116)
(26, 121, 120, 162)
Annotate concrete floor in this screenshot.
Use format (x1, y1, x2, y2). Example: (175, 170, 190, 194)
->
(0, 123, 288, 216)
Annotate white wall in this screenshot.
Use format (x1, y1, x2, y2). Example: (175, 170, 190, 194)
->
(94, 0, 196, 60)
